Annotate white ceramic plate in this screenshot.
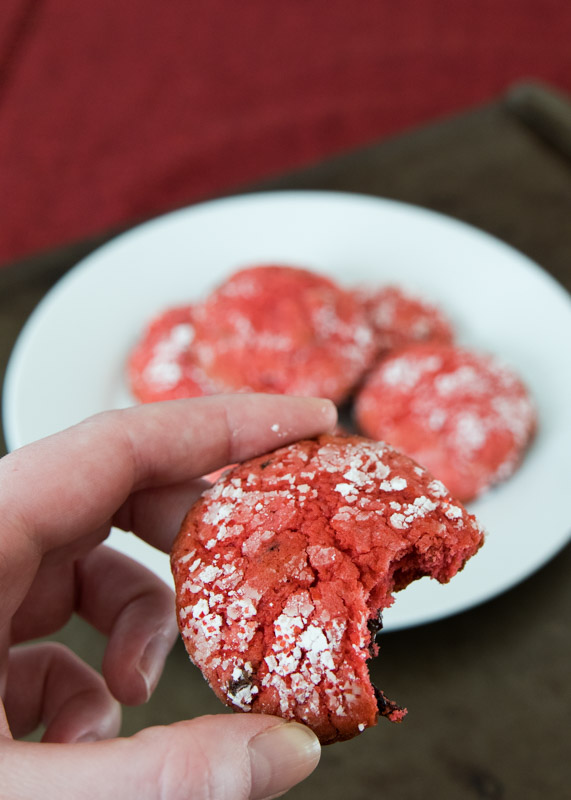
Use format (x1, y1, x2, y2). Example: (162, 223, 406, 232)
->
(3, 191, 571, 630)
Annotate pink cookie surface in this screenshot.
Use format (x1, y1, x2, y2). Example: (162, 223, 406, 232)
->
(128, 305, 214, 403)
(189, 265, 376, 404)
(355, 342, 536, 502)
(358, 285, 454, 355)
(171, 434, 484, 743)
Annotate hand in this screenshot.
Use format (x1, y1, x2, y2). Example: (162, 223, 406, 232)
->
(0, 395, 336, 799)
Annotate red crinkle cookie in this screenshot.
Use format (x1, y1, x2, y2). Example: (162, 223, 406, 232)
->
(128, 305, 215, 403)
(355, 342, 536, 502)
(358, 285, 455, 355)
(171, 434, 484, 744)
(188, 265, 376, 404)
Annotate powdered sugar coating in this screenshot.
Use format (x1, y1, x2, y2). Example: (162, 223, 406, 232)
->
(171, 434, 484, 743)
(128, 305, 217, 402)
(129, 265, 376, 404)
(355, 342, 537, 502)
(357, 285, 455, 355)
(188, 265, 376, 404)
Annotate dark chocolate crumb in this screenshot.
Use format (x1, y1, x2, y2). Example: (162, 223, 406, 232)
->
(367, 611, 384, 656)
(228, 673, 253, 696)
(373, 685, 407, 722)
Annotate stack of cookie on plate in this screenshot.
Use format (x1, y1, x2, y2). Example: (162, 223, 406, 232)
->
(129, 263, 536, 503)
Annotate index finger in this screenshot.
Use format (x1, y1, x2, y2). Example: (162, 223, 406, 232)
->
(0, 395, 336, 618)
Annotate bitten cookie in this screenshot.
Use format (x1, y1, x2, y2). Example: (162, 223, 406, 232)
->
(358, 285, 455, 355)
(355, 342, 536, 502)
(171, 433, 484, 744)
(188, 265, 376, 404)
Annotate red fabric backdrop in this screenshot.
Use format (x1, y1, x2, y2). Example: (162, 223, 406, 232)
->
(1, 0, 570, 266)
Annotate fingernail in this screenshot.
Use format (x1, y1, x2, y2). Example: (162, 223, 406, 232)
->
(136, 633, 172, 700)
(73, 733, 99, 743)
(302, 397, 337, 431)
(248, 722, 321, 800)
(317, 399, 338, 430)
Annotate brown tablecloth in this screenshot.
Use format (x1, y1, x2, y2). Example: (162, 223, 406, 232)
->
(1, 84, 570, 799)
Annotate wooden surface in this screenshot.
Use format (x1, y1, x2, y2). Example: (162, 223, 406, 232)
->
(1, 86, 570, 798)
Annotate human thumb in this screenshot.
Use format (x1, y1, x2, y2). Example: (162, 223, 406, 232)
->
(0, 714, 321, 800)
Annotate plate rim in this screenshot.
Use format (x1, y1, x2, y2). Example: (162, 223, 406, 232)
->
(3, 188, 571, 630)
